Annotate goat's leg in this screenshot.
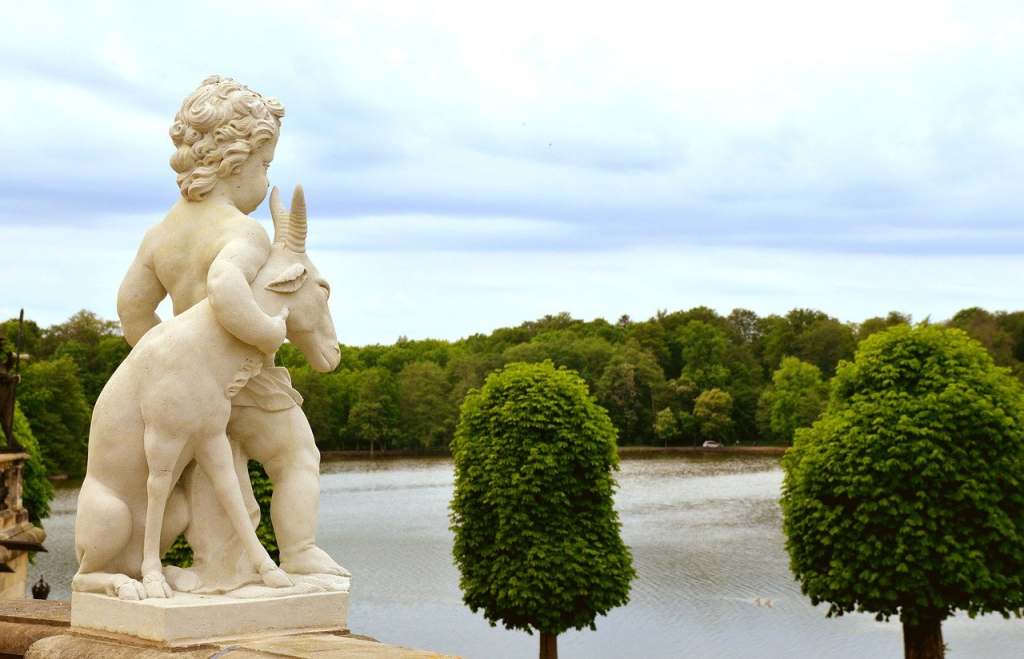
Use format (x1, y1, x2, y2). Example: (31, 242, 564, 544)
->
(194, 433, 293, 588)
(72, 571, 147, 600)
(141, 426, 190, 598)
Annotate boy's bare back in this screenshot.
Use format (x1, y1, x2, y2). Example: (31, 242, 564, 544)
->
(118, 199, 282, 354)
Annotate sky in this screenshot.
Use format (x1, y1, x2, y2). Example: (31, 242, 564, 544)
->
(2, 1, 1024, 345)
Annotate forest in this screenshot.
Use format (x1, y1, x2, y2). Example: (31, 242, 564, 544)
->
(6, 305, 1024, 479)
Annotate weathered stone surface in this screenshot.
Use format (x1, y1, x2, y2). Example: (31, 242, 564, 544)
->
(25, 634, 230, 659)
(26, 632, 461, 658)
(231, 632, 460, 658)
(0, 599, 69, 656)
(71, 589, 347, 646)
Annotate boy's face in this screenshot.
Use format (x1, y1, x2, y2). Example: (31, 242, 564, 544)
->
(227, 135, 278, 214)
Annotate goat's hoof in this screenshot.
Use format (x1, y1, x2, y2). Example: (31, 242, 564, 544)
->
(259, 564, 293, 588)
(115, 577, 146, 601)
(143, 572, 173, 598)
(163, 565, 200, 593)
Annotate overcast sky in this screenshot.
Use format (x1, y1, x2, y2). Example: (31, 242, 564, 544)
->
(3, 1, 1023, 344)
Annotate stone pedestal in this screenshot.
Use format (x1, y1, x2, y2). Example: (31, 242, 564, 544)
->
(28, 632, 461, 658)
(71, 588, 348, 647)
(2, 599, 460, 658)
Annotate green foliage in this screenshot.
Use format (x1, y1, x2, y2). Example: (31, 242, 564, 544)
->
(17, 356, 91, 477)
(163, 461, 277, 567)
(347, 367, 399, 452)
(502, 331, 615, 390)
(792, 317, 856, 378)
(11, 403, 54, 525)
(758, 357, 828, 443)
(450, 361, 635, 636)
(693, 388, 733, 442)
(654, 407, 679, 445)
(248, 461, 278, 562)
(2, 317, 43, 357)
(20, 303, 1024, 472)
(162, 533, 193, 568)
(397, 361, 453, 450)
(595, 342, 666, 442)
(35, 310, 120, 359)
(781, 325, 1024, 626)
(291, 367, 353, 450)
(675, 321, 730, 391)
(857, 311, 911, 343)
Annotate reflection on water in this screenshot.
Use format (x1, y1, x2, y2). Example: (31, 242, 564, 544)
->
(31, 455, 1024, 658)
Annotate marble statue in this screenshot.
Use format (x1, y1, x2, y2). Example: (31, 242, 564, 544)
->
(72, 77, 347, 615)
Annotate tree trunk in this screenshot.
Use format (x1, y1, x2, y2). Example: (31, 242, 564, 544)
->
(539, 632, 557, 659)
(903, 617, 944, 659)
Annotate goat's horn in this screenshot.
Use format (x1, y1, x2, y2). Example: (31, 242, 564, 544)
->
(286, 184, 307, 253)
(269, 186, 288, 245)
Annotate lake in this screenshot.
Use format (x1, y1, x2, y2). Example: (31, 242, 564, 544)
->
(29, 454, 1024, 658)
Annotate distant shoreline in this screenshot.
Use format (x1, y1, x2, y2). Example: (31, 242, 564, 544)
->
(618, 445, 789, 456)
(319, 444, 789, 461)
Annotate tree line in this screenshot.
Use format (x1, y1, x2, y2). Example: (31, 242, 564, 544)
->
(6, 305, 1024, 478)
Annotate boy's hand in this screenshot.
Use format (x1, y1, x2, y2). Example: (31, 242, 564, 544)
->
(257, 307, 289, 354)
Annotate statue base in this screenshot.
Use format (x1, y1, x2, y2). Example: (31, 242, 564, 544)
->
(70, 587, 349, 647)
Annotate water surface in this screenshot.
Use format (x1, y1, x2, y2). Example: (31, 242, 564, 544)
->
(31, 455, 1024, 658)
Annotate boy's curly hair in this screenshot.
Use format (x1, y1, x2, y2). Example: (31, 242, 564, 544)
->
(169, 75, 285, 201)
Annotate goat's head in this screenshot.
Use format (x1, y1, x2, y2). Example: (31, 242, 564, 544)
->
(254, 185, 341, 373)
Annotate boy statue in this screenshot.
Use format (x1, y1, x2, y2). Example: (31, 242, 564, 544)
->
(117, 75, 346, 584)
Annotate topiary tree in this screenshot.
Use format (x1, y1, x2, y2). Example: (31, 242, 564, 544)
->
(782, 325, 1024, 659)
(450, 361, 635, 659)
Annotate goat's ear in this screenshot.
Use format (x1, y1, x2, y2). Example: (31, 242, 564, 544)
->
(265, 263, 308, 293)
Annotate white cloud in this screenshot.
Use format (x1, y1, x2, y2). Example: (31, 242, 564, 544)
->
(3, 1, 1024, 340)
(7, 214, 1022, 344)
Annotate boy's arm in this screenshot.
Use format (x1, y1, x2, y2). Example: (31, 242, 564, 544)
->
(207, 228, 287, 355)
(117, 245, 166, 348)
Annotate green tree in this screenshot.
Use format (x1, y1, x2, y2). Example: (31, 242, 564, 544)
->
(726, 308, 762, 345)
(595, 343, 666, 444)
(758, 357, 827, 443)
(17, 356, 91, 477)
(654, 407, 679, 447)
(37, 309, 120, 360)
(756, 314, 795, 376)
(54, 334, 130, 405)
(792, 317, 856, 377)
(11, 403, 54, 525)
(2, 317, 43, 357)
(625, 320, 672, 376)
(450, 362, 635, 659)
(290, 367, 353, 450)
(674, 320, 730, 391)
(781, 326, 1024, 659)
(446, 350, 503, 412)
(502, 332, 615, 391)
(347, 367, 399, 454)
(858, 311, 911, 343)
(947, 307, 1017, 369)
(397, 361, 453, 450)
(693, 388, 733, 443)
